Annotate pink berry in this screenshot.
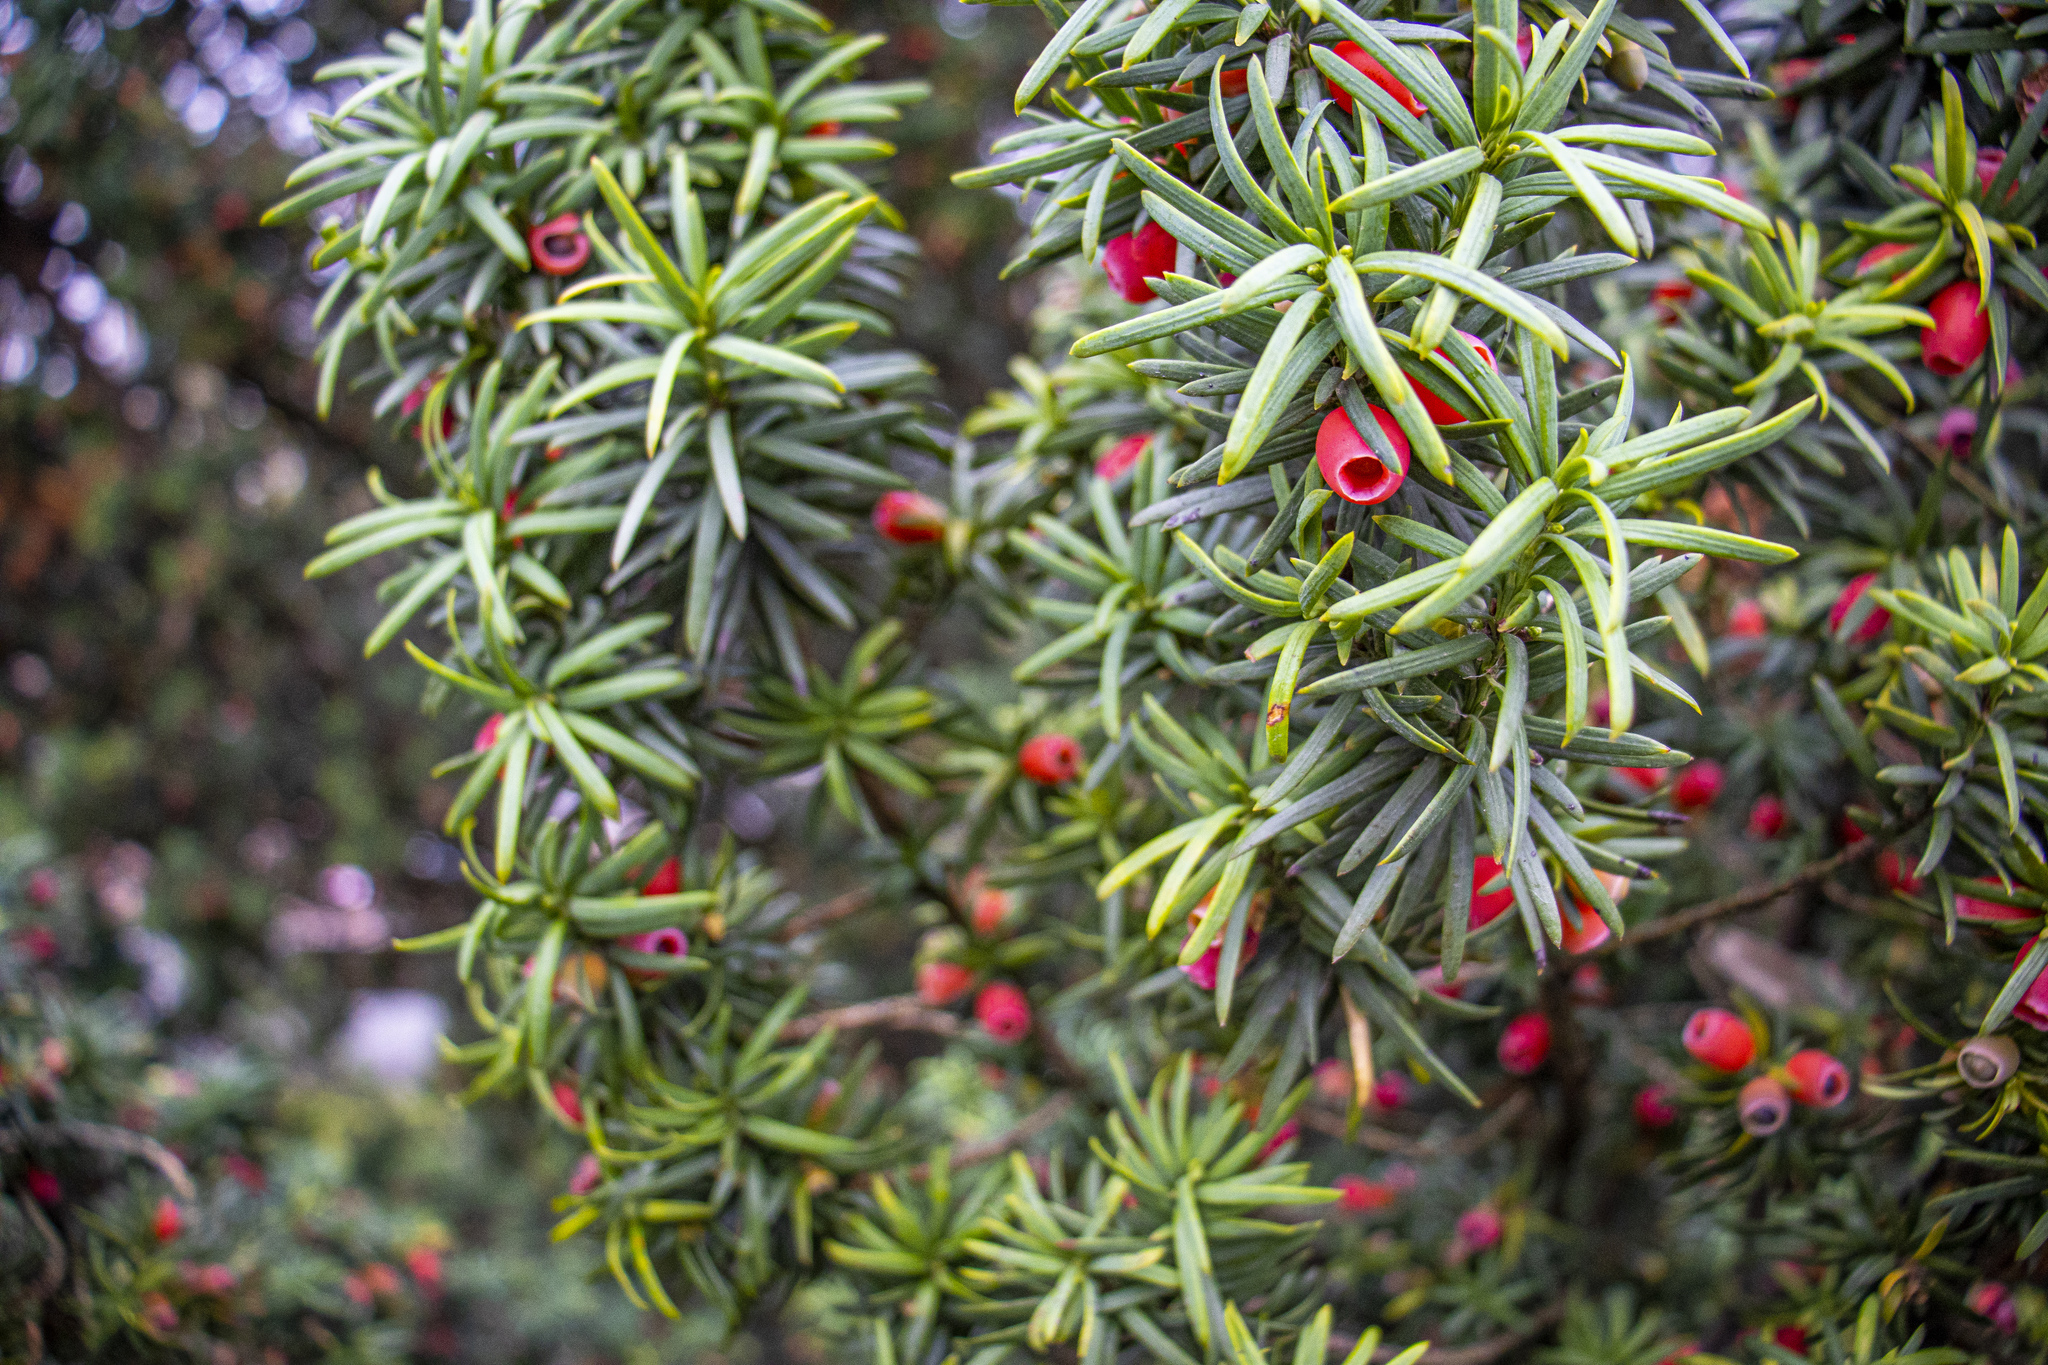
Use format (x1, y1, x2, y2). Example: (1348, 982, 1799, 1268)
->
(974, 982, 1032, 1042)
(1682, 1008, 1757, 1072)
(872, 490, 946, 544)
(917, 960, 975, 1007)
(1829, 573, 1891, 644)
(1018, 733, 1083, 786)
(1747, 796, 1787, 839)
(1498, 1011, 1552, 1075)
(1673, 760, 1723, 810)
(1784, 1049, 1850, 1108)
(1633, 1084, 1679, 1129)
(1095, 433, 1150, 481)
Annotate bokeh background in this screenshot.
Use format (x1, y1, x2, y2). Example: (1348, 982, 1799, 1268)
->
(0, 0, 1047, 1356)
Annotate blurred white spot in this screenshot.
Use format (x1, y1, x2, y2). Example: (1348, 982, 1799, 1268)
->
(320, 863, 376, 910)
(936, 0, 985, 37)
(336, 990, 449, 1088)
(183, 86, 228, 140)
(8, 652, 52, 698)
(0, 333, 35, 384)
(38, 351, 74, 398)
(50, 202, 88, 244)
(120, 928, 189, 1015)
(57, 271, 104, 323)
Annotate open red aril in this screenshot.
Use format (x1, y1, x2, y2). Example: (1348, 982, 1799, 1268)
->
(1316, 405, 1410, 504)
(528, 212, 591, 277)
(1018, 733, 1084, 786)
(1683, 1007, 1757, 1072)
(1784, 1049, 1851, 1107)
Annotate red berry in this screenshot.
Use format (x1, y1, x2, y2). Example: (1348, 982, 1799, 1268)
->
(1498, 1011, 1551, 1075)
(871, 489, 947, 544)
(1455, 1203, 1502, 1250)
(1417, 331, 1496, 425)
(1854, 241, 1913, 281)
(1372, 1072, 1409, 1109)
(1018, 733, 1084, 786)
(140, 1292, 180, 1334)
(1955, 879, 2032, 922)
(473, 713, 505, 752)
(1738, 1075, 1790, 1134)
(528, 212, 591, 277)
(552, 1079, 585, 1126)
(1747, 795, 1787, 840)
(1101, 222, 1178, 303)
(973, 981, 1032, 1042)
(1618, 767, 1662, 791)
(1095, 432, 1151, 481)
(15, 925, 57, 964)
(1335, 1174, 1396, 1213)
(1650, 278, 1696, 317)
(1325, 41, 1427, 117)
(1828, 573, 1891, 644)
(640, 856, 682, 896)
(1726, 599, 1768, 638)
(970, 884, 1012, 937)
(807, 120, 844, 135)
(25, 1167, 60, 1204)
(1967, 1283, 2019, 1334)
(1784, 1049, 1850, 1108)
(617, 927, 688, 982)
(1673, 760, 1723, 811)
(1682, 1007, 1757, 1072)
(222, 1153, 265, 1193)
(25, 868, 58, 905)
(1180, 898, 1260, 990)
(1313, 1057, 1350, 1100)
(406, 1245, 443, 1290)
(1771, 1325, 1810, 1355)
(1937, 407, 1977, 459)
(567, 1152, 604, 1196)
(916, 960, 974, 1007)
(1923, 280, 1988, 377)
(1876, 849, 1923, 895)
(152, 1196, 183, 1242)
(1316, 405, 1410, 504)
(1633, 1084, 1679, 1129)
(1257, 1118, 1301, 1161)
(1560, 901, 1611, 954)
(1469, 855, 1514, 929)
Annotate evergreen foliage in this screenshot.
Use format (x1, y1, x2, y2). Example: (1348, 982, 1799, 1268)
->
(287, 0, 2048, 1357)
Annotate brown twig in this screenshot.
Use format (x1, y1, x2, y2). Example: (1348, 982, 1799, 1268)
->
(779, 993, 963, 1041)
(1598, 837, 1887, 952)
(776, 886, 876, 942)
(1, 1120, 196, 1199)
(906, 1093, 1078, 1180)
(1298, 1090, 1532, 1159)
